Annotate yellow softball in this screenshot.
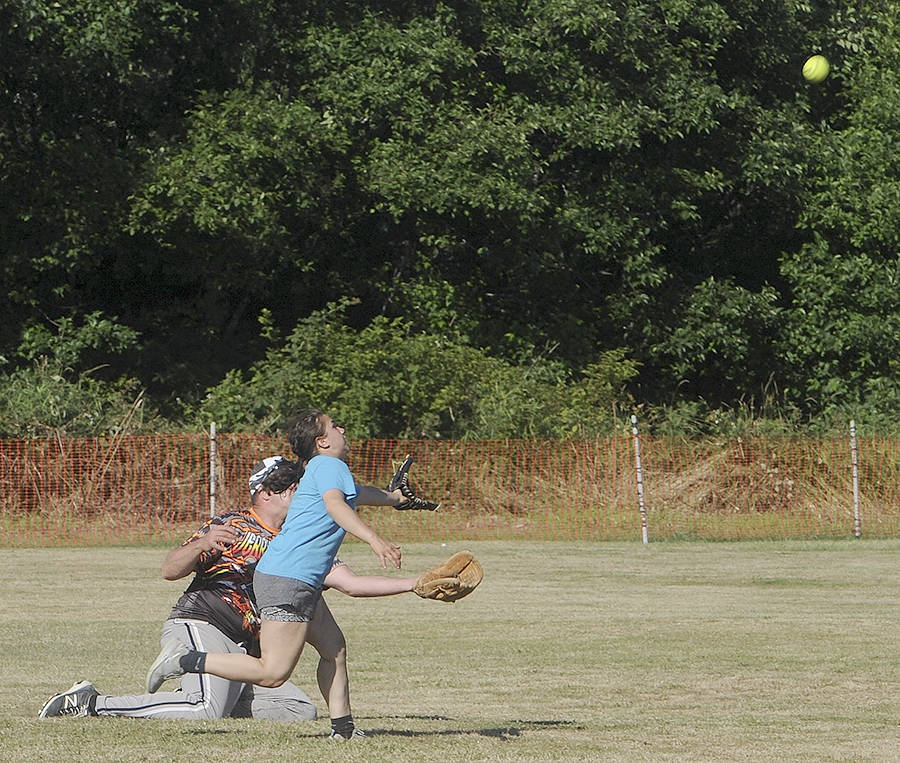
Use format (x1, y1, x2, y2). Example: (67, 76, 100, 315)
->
(802, 55, 830, 83)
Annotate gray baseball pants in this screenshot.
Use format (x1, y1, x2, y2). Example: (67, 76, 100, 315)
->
(94, 618, 317, 721)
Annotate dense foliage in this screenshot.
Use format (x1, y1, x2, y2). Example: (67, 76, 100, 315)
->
(1, 1, 898, 437)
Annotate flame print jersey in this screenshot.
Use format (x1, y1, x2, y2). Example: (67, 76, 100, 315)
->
(167, 508, 278, 655)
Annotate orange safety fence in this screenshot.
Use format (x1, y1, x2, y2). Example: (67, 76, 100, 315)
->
(1, 433, 899, 547)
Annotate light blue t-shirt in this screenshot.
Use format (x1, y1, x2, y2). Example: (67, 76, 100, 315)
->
(256, 455, 358, 588)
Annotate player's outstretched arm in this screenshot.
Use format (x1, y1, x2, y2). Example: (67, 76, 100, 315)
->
(356, 483, 403, 507)
(336, 457, 440, 511)
(324, 564, 416, 597)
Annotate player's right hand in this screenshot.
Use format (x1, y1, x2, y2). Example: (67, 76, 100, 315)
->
(370, 535, 402, 569)
(202, 524, 240, 552)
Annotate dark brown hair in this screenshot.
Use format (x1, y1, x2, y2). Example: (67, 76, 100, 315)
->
(286, 409, 326, 463)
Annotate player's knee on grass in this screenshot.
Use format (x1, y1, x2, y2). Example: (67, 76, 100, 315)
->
(252, 699, 317, 721)
(232, 684, 318, 722)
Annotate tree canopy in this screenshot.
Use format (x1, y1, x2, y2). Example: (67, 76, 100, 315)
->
(2, 0, 898, 436)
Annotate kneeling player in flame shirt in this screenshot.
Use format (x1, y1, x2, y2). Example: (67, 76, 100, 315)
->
(39, 457, 419, 720)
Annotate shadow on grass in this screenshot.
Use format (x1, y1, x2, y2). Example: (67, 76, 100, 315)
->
(181, 716, 582, 741)
(300, 716, 582, 740)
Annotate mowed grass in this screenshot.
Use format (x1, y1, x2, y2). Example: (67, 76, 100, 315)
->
(1, 539, 898, 762)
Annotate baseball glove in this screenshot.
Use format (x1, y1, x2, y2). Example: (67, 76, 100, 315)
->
(414, 550, 483, 603)
(387, 454, 440, 511)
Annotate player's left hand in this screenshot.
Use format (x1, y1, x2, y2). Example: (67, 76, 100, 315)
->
(387, 454, 440, 511)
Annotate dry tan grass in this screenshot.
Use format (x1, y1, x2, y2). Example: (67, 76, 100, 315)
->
(1, 539, 899, 761)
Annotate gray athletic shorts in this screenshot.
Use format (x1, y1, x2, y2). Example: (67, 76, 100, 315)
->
(254, 570, 321, 622)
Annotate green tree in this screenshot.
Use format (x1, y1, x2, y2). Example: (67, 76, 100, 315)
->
(0, 312, 161, 436)
(125, 1, 839, 404)
(3, 0, 893, 434)
(195, 301, 637, 437)
(778, 7, 900, 423)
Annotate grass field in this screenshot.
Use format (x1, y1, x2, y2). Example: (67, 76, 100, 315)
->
(1, 540, 898, 762)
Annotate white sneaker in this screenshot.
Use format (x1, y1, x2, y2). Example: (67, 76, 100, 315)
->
(146, 638, 190, 693)
(38, 680, 99, 718)
(329, 728, 369, 741)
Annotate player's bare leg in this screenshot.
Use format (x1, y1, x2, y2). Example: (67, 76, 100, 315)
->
(306, 598, 349, 717)
(202, 620, 308, 688)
